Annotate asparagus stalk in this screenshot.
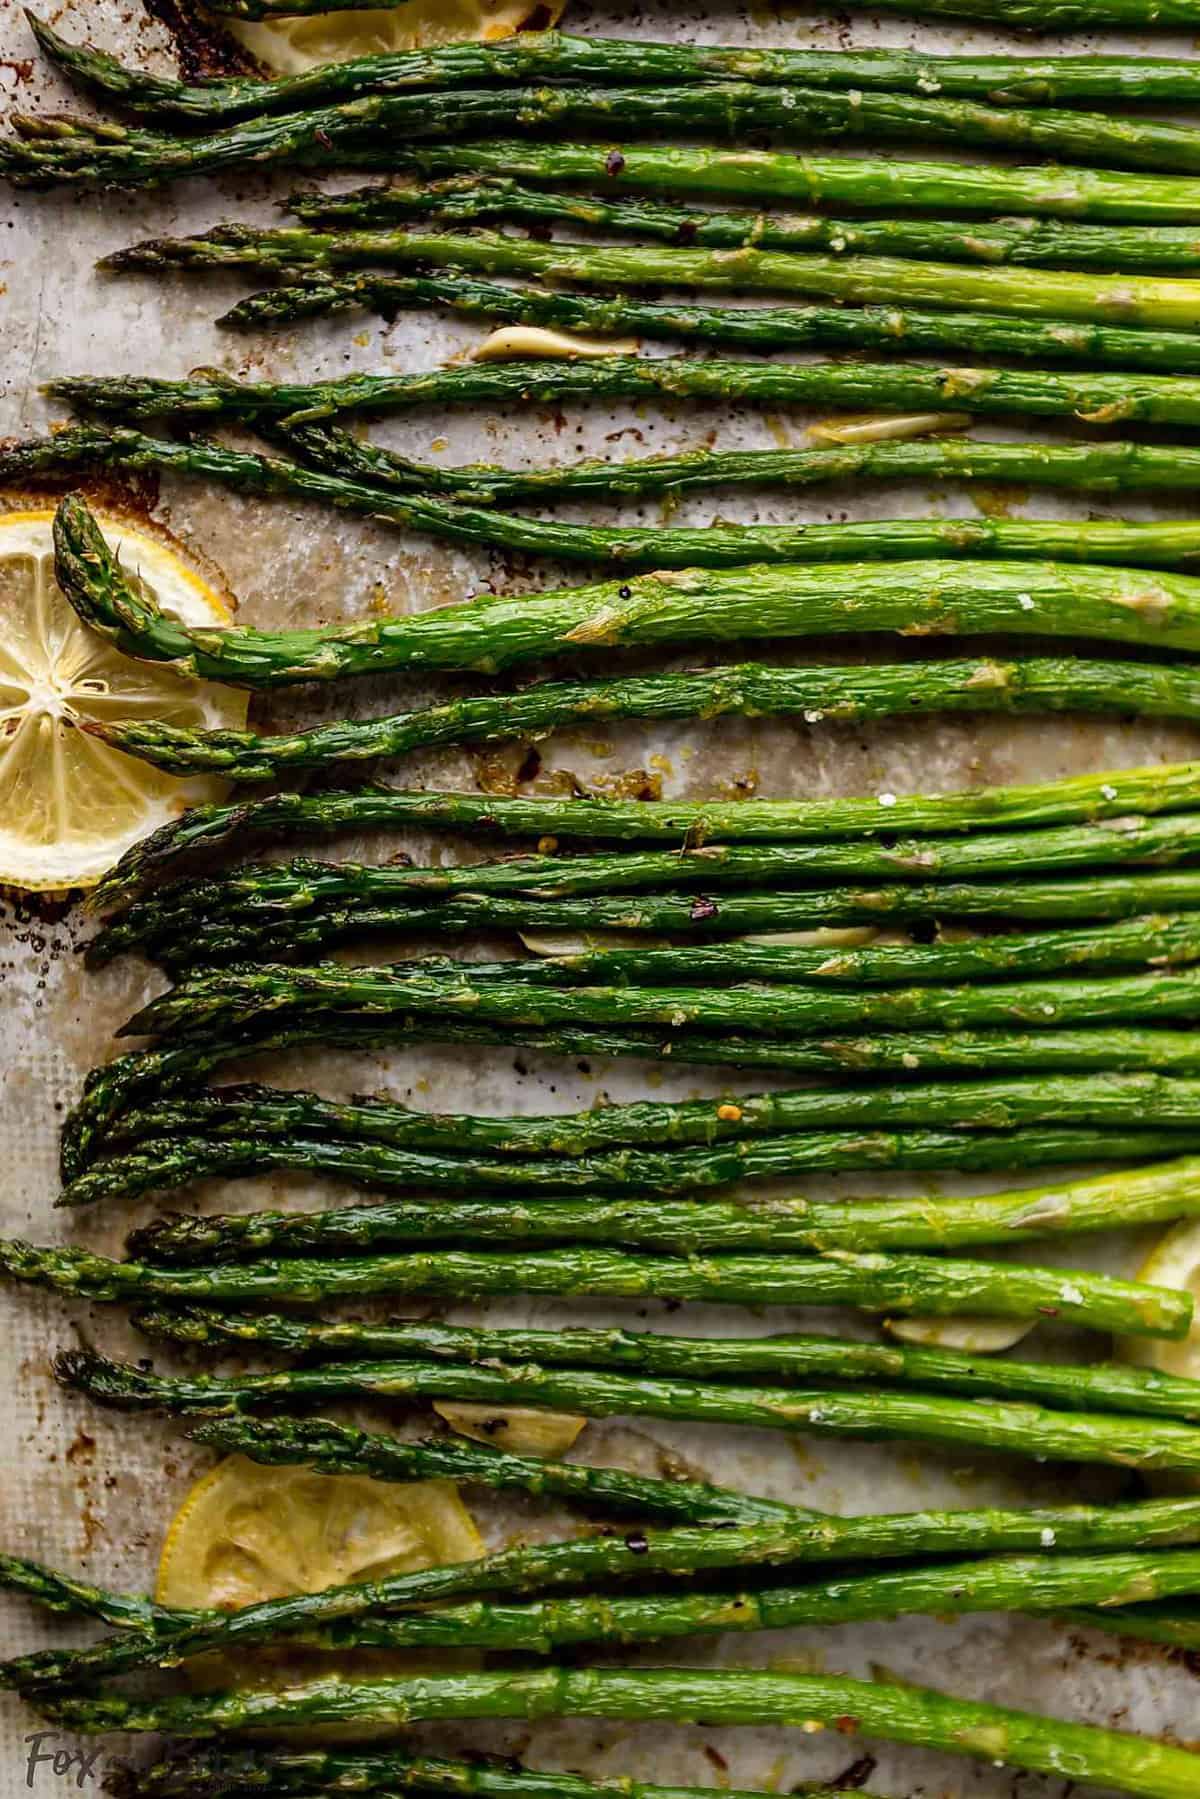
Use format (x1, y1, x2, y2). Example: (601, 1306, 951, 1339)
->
(101, 809, 1200, 920)
(64, 1021, 1200, 1185)
(116, 882, 1200, 972)
(80, 658, 1200, 784)
(50, 355, 1200, 432)
(325, 140, 1200, 223)
(65, 490, 1200, 687)
(5, 1241, 1186, 1335)
(135, 1303, 1200, 1423)
(55, 1344, 1200, 1464)
(185, 1418, 1200, 1561)
(120, 1153, 1200, 1267)
(42, 436, 1200, 594)
(192, 0, 1200, 25)
(82, 760, 1200, 906)
(42, 18, 1200, 117)
(24, 1499, 1100, 1690)
(22, 1547, 1200, 1694)
(104, 224, 1200, 330)
(58, 1124, 1200, 1212)
(1065, 1600, 1200, 1649)
(0, 1554, 183, 1634)
(19, 83, 1200, 187)
(280, 179, 1200, 274)
(96, 1066, 1200, 1163)
(35, 1662, 1200, 1799)
(118, 959, 1200, 1047)
(285, 422, 1200, 510)
(219, 269, 1200, 370)
(107, 1745, 869, 1799)
(184, 1413, 799, 1523)
(94, 916, 1200, 998)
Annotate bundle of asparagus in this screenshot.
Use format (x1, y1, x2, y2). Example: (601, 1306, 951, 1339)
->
(28, 495, 1200, 783)
(36, 22, 1200, 122)
(16, 1489, 1200, 1686)
(23, 1661, 1200, 1798)
(20, 79, 1200, 188)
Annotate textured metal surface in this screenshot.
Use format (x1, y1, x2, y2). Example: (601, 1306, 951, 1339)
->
(2, 1, 1200, 1792)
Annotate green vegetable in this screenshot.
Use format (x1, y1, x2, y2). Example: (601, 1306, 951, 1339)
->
(62, 492, 1200, 689)
(20, 1547, 1200, 1694)
(42, 18, 1200, 117)
(36, 1662, 1200, 1799)
(49, 356, 1200, 431)
(81, 757, 1200, 910)
(79, 659, 1200, 784)
(283, 178, 1200, 272)
(219, 268, 1200, 368)
(106, 223, 1200, 329)
(18, 81, 1200, 185)
(135, 1298, 1200, 1420)
(4, 1241, 1186, 1336)
(68, 1021, 1200, 1185)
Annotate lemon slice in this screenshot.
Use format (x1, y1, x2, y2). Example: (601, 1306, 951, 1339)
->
(0, 509, 248, 892)
(434, 1399, 588, 1457)
(222, 0, 564, 77)
(885, 1314, 1036, 1353)
(157, 1453, 483, 1610)
(157, 1453, 485, 1723)
(1115, 1220, 1200, 1380)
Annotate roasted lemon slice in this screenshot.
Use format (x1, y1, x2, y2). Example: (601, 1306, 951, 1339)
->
(0, 508, 248, 892)
(223, 0, 565, 78)
(1115, 1220, 1200, 1381)
(157, 1453, 483, 1610)
(157, 1453, 485, 1723)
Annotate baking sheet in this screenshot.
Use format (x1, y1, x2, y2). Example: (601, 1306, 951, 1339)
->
(3, 2, 1200, 1791)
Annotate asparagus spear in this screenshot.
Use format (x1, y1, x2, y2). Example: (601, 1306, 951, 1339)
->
(50, 355, 1200, 432)
(101, 809, 1200, 922)
(64, 492, 1200, 687)
(219, 268, 1200, 369)
(22, 1547, 1200, 1694)
(5, 1242, 1186, 1335)
(285, 423, 1200, 510)
(186, 1413, 799, 1523)
(81, 658, 1200, 784)
(29, 1498, 1122, 1689)
(58, 1124, 1200, 1212)
(64, 1021, 1200, 1185)
(107, 1745, 869, 1799)
(1065, 1600, 1200, 1649)
(18, 83, 1200, 186)
(120, 1153, 1200, 1267)
(105, 224, 1200, 330)
(118, 881, 1200, 972)
(35, 1662, 1200, 1799)
(136, 1303, 1200, 1423)
(82, 758, 1200, 909)
(43, 436, 1200, 593)
(118, 959, 1200, 1046)
(55, 1344, 1200, 1463)
(90, 915, 1200, 997)
(0, 1554, 184, 1634)
(192, 0, 1200, 25)
(281, 179, 1200, 274)
(186, 1418, 1200, 1563)
(96, 1066, 1200, 1162)
(331, 140, 1200, 223)
(42, 17, 1200, 116)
